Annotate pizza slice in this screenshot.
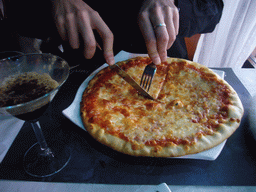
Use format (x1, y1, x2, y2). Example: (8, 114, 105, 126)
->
(117, 57, 168, 99)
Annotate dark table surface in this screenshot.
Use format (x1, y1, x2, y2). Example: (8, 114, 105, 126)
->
(0, 54, 255, 185)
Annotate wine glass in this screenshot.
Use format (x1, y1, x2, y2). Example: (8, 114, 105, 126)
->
(0, 51, 24, 60)
(0, 53, 70, 177)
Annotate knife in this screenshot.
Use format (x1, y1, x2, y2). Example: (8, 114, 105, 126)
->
(110, 63, 155, 100)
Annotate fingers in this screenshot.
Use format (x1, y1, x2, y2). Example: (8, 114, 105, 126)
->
(164, 6, 179, 49)
(55, 14, 67, 41)
(92, 12, 115, 65)
(150, 7, 169, 63)
(65, 13, 80, 49)
(78, 11, 97, 59)
(53, 1, 114, 65)
(138, 1, 179, 64)
(79, 10, 114, 64)
(139, 8, 169, 65)
(54, 2, 80, 49)
(139, 12, 162, 65)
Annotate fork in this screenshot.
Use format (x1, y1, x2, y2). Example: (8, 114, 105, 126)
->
(140, 63, 157, 92)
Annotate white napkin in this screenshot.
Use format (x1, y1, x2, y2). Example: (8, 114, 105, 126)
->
(0, 117, 24, 163)
(63, 51, 226, 160)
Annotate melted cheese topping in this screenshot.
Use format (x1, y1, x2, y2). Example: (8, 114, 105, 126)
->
(119, 57, 168, 99)
(82, 57, 234, 149)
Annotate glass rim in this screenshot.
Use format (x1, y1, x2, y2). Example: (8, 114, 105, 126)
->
(0, 53, 70, 112)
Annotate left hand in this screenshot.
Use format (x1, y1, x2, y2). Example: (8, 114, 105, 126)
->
(138, 0, 179, 64)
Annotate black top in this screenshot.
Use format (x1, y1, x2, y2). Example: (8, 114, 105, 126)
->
(8, 0, 223, 58)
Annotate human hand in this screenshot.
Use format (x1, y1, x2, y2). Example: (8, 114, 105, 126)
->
(138, 0, 179, 64)
(52, 0, 115, 65)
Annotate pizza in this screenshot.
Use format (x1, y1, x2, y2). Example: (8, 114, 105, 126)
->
(80, 57, 244, 157)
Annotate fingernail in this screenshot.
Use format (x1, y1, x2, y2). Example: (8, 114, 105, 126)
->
(160, 55, 167, 63)
(107, 57, 115, 65)
(153, 57, 161, 65)
(105, 51, 115, 65)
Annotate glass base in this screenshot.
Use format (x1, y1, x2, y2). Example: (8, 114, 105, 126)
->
(23, 142, 71, 177)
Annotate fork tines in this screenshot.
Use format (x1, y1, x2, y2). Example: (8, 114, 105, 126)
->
(140, 63, 157, 92)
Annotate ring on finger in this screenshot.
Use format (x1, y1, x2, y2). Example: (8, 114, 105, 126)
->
(154, 23, 166, 29)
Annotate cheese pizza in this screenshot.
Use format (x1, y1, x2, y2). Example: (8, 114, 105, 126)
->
(80, 57, 244, 157)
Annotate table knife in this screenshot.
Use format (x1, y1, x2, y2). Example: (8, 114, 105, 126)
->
(110, 63, 155, 100)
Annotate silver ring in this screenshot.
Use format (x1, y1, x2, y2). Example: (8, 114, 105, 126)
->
(154, 23, 166, 29)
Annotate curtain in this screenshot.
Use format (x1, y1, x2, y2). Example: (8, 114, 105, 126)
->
(193, 0, 256, 69)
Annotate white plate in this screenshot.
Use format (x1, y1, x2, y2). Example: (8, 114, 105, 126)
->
(63, 51, 226, 160)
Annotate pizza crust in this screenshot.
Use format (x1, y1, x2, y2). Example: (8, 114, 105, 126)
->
(80, 57, 244, 157)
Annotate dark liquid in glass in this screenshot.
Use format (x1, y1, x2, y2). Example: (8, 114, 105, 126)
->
(15, 103, 50, 122)
(0, 72, 58, 120)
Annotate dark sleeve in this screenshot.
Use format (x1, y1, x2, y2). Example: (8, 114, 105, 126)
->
(176, 0, 224, 37)
(9, 0, 57, 39)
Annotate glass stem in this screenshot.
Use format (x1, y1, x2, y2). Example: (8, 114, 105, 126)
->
(31, 121, 54, 157)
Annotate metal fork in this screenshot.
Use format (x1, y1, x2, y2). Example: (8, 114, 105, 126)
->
(140, 63, 157, 92)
